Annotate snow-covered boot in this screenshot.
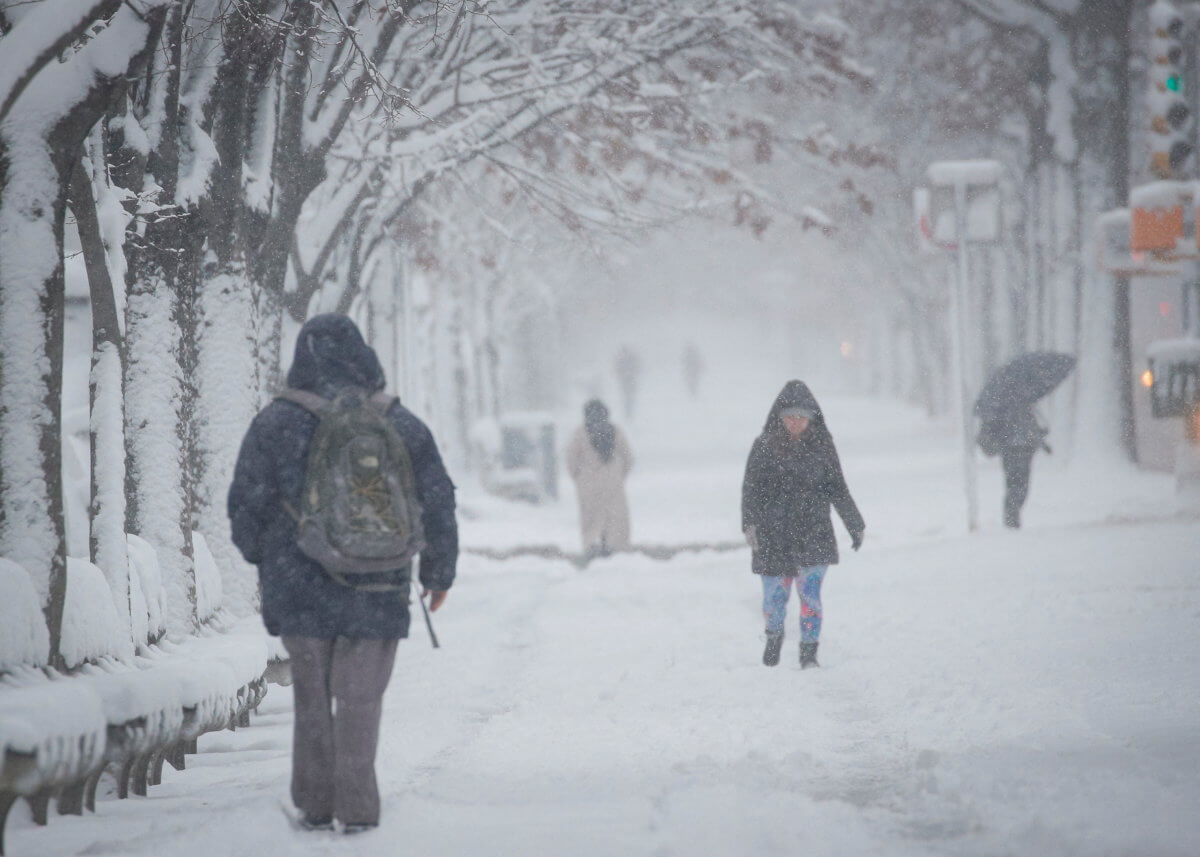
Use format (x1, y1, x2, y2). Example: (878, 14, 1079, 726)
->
(298, 814, 334, 832)
(762, 631, 784, 666)
(800, 642, 819, 669)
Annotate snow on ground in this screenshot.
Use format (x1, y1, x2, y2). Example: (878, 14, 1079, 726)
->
(12, 385, 1200, 857)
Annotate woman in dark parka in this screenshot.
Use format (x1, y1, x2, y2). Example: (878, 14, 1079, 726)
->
(741, 381, 864, 668)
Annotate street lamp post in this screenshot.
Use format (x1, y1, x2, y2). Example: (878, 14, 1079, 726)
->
(921, 160, 1004, 533)
(952, 180, 980, 532)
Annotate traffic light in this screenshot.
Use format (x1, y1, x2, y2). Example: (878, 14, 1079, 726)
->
(1149, 0, 1193, 179)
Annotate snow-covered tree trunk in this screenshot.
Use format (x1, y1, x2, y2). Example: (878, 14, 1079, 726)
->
(196, 259, 260, 614)
(91, 341, 129, 633)
(125, 260, 194, 636)
(412, 266, 440, 426)
(0, 0, 168, 659)
(189, 14, 281, 613)
(117, 1, 206, 638)
(246, 0, 331, 373)
(0, 130, 70, 660)
(367, 257, 400, 393)
(123, 238, 201, 641)
(1068, 1, 1132, 461)
(255, 287, 283, 397)
(474, 277, 503, 421)
(1030, 161, 1052, 349)
(70, 158, 132, 646)
(448, 296, 475, 469)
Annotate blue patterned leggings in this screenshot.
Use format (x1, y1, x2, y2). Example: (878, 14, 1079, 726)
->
(762, 567, 828, 642)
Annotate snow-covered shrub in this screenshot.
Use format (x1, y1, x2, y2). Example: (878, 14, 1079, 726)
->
(191, 532, 224, 624)
(61, 558, 132, 667)
(127, 534, 166, 644)
(0, 558, 50, 672)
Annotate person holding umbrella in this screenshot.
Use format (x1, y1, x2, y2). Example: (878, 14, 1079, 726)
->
(742, 380, 864, 668)
(975, 352, 1075, 529)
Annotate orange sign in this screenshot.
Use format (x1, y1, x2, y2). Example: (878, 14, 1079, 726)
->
(1131, 205, 1184, 252)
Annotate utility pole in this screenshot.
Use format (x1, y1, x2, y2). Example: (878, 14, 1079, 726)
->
(952, 181, 980, 532)
(922, 160, 1004, 532)
(1133, 1, 1200, 499)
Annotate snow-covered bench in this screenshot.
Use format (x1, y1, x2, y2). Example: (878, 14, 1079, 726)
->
(0, 621, 275, 855)
(0, 555, 282, 856)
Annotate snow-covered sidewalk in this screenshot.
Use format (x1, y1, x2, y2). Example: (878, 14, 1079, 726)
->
(12, 397, 1200, 857)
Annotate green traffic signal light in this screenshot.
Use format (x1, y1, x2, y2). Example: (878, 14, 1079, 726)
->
(1167, 74, 1183, 92)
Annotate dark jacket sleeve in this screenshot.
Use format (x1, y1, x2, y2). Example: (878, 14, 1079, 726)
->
(823, 442, 865, 537)
(741, 439, 766, 531)
(227, 413, 278, 565)
(405, 417, 458, 591)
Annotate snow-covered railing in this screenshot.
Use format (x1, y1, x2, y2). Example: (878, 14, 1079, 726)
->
(0, 616, 279, 856)
(0, 549, 286, 857)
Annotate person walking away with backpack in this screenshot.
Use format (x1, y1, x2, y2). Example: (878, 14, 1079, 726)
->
(741, 381, 864, 668)
(227, 314, 457, 833)
(566, 399, 634, 560)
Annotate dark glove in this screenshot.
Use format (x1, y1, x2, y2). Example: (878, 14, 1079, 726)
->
(850, 530, 864, 551)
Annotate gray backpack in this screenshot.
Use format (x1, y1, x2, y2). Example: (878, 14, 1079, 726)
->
(278, 388, 425, 590)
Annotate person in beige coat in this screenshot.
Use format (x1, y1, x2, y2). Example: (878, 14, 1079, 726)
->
(566, 399, 634, 557)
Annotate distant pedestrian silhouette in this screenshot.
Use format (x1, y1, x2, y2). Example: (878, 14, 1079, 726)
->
(614, 346, 642, 419)
(566, 399, 634, 560)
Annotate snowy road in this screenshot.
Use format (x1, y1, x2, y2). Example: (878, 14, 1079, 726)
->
(13, 397, 1200, 857)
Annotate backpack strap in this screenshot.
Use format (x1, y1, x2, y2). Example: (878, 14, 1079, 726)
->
(369, 392, 398, 416)
(277, 388, 332, 414)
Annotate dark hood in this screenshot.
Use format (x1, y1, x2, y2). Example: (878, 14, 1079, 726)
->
(760, 379, 838, 457)
(286, 313, 386, 397)
(763, 380, 824, 432)
(584, 398, 616, 463)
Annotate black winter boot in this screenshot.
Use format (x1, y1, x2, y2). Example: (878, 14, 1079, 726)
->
(800, 642, 820, 669)
(762, 631, 784, 666)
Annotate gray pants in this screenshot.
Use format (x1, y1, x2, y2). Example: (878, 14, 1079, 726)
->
(281, 636, 399, 825)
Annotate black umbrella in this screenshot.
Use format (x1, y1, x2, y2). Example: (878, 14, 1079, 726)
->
(975, 351, 1076, 420)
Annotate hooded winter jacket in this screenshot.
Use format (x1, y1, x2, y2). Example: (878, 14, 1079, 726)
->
(741, 381, 864, 574)
(227, 314, 457, 638)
